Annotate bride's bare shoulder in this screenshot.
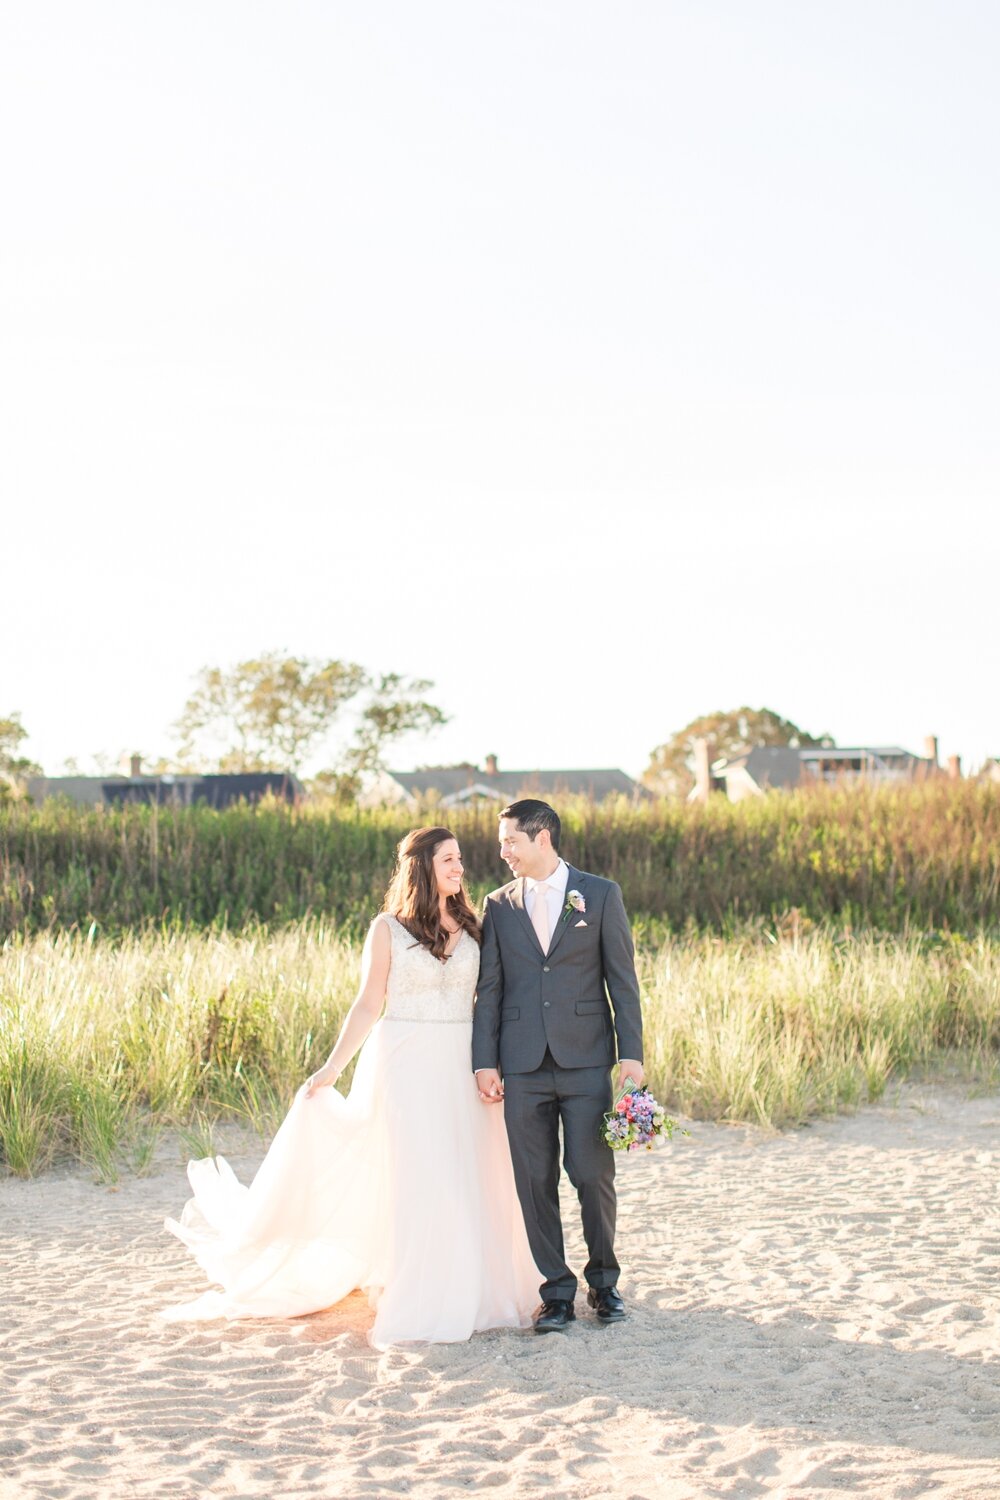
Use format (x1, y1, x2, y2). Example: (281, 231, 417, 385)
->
(366, 914, 395, 950)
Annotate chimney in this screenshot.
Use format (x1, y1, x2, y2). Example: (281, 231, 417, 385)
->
(948, 753, 962, 780)
(484, 754, 498, 776)
(692, 737, 712, 804)
(924, 735, 939, 768)
(129, 753, 142, 778)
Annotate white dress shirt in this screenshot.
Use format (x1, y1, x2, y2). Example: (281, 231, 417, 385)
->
(525, 858, 569, 939)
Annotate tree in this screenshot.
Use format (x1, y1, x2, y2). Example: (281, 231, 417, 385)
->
(0, 712, 41, 795)
(174, 652, 447, 781)
(644, 706, 833, 798)
(339, 673, 449, 778)
(312, 674, 450, 801)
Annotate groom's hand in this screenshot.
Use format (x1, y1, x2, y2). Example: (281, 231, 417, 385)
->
(617, 1060, 644, 1092)
(475, 1068, 504, 1104)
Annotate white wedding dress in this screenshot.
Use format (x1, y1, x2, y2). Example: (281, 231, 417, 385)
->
(162, 915, 539, 1348)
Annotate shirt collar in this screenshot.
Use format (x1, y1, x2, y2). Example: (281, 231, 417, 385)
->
(525, 858, 568, 896)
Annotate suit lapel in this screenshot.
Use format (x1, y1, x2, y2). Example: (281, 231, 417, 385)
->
(508, 876, 546, 957)
(546, 866, 585, 959)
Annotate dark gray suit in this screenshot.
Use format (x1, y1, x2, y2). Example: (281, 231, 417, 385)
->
(472, 865, 643, 1302)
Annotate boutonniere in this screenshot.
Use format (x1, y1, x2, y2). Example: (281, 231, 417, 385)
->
(561, 889, 586, 923)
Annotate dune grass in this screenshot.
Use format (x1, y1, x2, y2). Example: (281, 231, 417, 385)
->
(3, 779, 999, 936)
(639, 927, 1000, 1128)
(3, 920, 999, 1179)
(0, 922, 359, 1180)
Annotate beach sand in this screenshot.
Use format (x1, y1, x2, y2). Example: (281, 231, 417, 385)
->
(3, 1081, 999, 1499)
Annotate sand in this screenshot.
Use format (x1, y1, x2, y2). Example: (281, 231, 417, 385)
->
(3, 1081, 999, 1500)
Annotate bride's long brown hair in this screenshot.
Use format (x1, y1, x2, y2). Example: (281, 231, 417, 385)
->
(381, 826, 482, 960)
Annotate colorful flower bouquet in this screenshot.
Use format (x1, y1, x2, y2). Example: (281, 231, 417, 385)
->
(602, 1081, 684, 1153)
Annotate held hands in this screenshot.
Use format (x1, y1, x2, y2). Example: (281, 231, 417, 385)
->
(475, 1068, 504, 1105)
(477, 1064, 642, 1100)
(617, 1059, 644, 1093)
(304, 1061, 340, 1098)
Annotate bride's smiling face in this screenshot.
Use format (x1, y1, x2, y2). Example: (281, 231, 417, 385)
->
(432, 838, 464, 898)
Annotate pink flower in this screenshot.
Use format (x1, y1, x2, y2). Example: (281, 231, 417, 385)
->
(563, 890, 587, 922)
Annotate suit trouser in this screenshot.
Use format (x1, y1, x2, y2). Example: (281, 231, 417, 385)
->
(502, 1049, 618, 1302)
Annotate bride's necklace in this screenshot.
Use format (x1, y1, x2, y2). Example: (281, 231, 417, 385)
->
(440, 914, 462, 953)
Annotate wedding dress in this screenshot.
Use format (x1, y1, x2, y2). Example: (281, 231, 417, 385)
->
(163, 915, 539, 1348)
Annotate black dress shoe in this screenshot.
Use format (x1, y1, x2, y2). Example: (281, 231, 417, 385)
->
(533, 1299, 576, 1334)
(587, 1286, 626, 1323)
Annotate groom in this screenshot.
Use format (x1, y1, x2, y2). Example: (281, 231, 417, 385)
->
(473, 799, 644, 1333)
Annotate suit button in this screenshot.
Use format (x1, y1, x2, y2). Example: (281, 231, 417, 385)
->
(543, 1001, 551, 1008)
(543, 965, 550, 972)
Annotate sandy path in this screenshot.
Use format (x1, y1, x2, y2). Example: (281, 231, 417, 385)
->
(3, 1083, 1000, 1499)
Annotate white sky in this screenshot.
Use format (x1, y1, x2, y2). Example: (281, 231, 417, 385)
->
(3, 2, 998, 779)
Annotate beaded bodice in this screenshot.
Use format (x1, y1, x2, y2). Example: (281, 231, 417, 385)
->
(381, 914, 479, 1023)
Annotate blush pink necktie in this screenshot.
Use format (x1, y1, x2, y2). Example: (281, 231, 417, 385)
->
(531, 881, 551, 953)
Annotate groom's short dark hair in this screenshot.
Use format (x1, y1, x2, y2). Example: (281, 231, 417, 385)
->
(500, 799, 561, 851)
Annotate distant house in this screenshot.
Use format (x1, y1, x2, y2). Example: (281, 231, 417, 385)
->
(27, 769, 303, 809)
(709, 745, 934, 803)
(360, 754, 647, 809)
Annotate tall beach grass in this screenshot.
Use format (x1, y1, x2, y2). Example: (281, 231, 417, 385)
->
(2, 780, 999, 936)
(3, 920, 998, 1178)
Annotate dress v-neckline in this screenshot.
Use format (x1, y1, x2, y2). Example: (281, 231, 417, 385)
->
(441, 928, 466, 960)
(388, 913, 466, 962)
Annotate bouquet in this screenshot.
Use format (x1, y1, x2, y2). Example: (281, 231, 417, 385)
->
(602, 1079, 684, 1153)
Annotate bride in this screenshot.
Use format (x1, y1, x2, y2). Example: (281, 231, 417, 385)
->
(163, 827, 539, 1349)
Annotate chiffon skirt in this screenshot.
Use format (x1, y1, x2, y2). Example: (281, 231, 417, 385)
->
(162, 1017, 540, 1349)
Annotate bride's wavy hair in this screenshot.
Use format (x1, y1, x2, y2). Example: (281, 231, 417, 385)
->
(382, 826, 481, 960)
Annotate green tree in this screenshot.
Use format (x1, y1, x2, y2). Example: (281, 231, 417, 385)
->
(644, 706, 832, 798)
(0, 712, 41, 796)
(174, 652, 447, 781)
(341, 673, 449, 777)
(313, 674, 450, 800)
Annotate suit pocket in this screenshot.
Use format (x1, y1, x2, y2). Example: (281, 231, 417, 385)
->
(501, 1007, 521, 1021)
(575, 1000, 606, 1016)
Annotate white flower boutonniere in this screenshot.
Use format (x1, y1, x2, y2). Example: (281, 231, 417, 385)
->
(562, 889, 586, 923)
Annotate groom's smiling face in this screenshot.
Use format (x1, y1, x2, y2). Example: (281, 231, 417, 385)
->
(499, 818, 554, 881)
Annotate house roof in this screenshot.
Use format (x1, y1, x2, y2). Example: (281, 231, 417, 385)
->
(711, 747, 805, 789)
(712, 745, 930, 790)
(387, 767, 646, 802)
(26, 773, 303, 807)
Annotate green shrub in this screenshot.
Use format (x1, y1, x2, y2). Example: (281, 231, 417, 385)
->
(1, 781, 998, 936)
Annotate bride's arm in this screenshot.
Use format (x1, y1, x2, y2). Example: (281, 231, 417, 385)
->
(303, 917, 391, 1095)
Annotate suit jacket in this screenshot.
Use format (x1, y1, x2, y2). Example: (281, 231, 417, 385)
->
(472, 865, 643, 1075)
